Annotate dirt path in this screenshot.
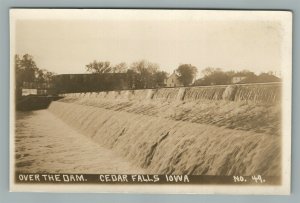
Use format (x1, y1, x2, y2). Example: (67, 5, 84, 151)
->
(14, 110, 144, 174)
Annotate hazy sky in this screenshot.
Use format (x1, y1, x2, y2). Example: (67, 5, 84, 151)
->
(15, 17, 283, 76)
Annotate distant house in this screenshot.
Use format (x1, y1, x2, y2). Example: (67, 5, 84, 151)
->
(231, 76, 247, 84)
(21, 81, 52, 96)
(22, 88, 37, 96)
(165, 71, 183, 87)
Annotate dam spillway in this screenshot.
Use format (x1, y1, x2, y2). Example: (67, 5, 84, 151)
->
(43, 83, 282, 176)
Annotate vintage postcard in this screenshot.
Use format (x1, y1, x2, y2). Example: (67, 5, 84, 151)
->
(10, 9, 292, 194)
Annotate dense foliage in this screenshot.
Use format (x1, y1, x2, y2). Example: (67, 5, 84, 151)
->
(15, 54, 55, 97)
(176, 64, 198, 86)
(193, 67, 280, 86)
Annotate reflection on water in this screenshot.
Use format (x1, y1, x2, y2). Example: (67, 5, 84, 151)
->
(15, 110, 144, 174)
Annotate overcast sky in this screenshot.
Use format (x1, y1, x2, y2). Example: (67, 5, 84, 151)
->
(14, 11, 283, 77)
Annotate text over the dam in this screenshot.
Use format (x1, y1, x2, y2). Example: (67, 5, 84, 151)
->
(16, 173, 280, 185)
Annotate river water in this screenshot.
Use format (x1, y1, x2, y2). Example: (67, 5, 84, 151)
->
(48, 101, 281, 176)
(15, 110, 144, 174)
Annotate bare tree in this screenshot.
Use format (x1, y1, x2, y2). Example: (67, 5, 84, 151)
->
(112, 62, 128, 73)
(86, 60, 112, 74)
(130, 60, 160, 88)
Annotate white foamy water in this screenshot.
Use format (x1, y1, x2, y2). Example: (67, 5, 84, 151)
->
(49, 101, 281, 176)
(15, 84, 281, 176)
(15, 110, 144, 174)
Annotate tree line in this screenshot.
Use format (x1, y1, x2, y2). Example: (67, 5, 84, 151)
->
(15, 54, 55, 98)
(15, 54, 280, 96)
(194, 67, 280, 86)
(85, 60, 198, 88)
(85, 60, 168, 89)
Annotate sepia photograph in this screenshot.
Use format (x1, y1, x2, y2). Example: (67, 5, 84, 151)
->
(10, 9, 292, 194)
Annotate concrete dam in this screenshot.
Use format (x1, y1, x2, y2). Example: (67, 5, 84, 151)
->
(47, 82, 281, 176)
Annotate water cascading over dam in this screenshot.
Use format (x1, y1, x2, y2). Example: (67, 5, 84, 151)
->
(48, 82, 281, 176)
